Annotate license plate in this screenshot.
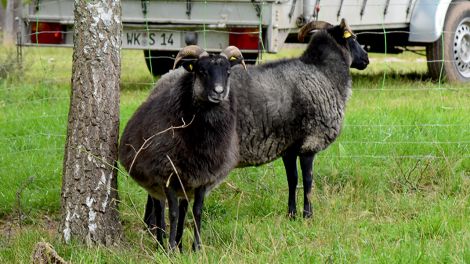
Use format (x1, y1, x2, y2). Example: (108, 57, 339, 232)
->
(123, 30, 181, 49)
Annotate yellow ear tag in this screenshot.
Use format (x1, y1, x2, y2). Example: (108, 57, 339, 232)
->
(189, 64, 193, 71)
(230, 56, 237, 61)
(343, 31, 352, 39)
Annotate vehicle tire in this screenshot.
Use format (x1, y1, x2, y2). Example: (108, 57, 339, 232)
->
(143, 50, 176, 76)
(243, 53, 259, 64)
(427, 1, 470, 83)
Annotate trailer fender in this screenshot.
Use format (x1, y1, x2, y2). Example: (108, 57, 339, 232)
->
(408, 0, 453, 43)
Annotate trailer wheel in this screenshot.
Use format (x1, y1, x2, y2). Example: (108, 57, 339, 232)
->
(243, 53, 259, 64)
(144, 50, 176, 76)
(427, 1, 470, 83)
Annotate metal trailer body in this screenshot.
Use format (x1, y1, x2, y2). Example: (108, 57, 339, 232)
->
(18, 0, 470, 82)
(308, 0, 470, 82)
(20, 0, 307, 53)
(20, 0, 431, 53)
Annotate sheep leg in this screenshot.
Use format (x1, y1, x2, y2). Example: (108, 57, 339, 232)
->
(144, 195, 166, 248)
(176, 199, 188, 252)
(300, 153, 315, 218)
(155, 199, 166, 247)
(144, 194, 157, 232)
(192, 186, 206, 251)
(165, 188, 179, 251)
(282, 149, 299, 219)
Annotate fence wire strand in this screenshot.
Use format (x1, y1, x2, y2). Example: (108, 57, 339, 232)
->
(1, 0, 469, 258)
(4, 1, 470, 159)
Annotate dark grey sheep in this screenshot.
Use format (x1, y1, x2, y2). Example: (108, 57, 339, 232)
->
(233, 18, 369, 218)
(119, 45, 245, 251)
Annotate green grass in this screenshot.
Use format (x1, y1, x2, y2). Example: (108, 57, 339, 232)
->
(0, 45, 469, 263)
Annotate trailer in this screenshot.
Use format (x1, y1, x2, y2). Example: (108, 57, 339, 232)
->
(18, 0, 470, 82)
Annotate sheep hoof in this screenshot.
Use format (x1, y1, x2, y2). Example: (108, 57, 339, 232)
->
(287, 211, 297, 220)
(168, 244, 180, 254)
(192, 242, 201, 251)
(303, 210, 313, 219)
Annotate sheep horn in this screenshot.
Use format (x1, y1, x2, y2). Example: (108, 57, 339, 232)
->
(221, 46, 247, 70)
(340, 18, 351, 31)
(298, 21, 333, 42)
(173, 45, 209, 69)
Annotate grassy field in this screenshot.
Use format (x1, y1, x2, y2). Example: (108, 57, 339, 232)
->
(0, 45, 469, 263)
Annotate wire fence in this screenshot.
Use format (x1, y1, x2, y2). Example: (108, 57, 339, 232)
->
(1, 0, 469, 231)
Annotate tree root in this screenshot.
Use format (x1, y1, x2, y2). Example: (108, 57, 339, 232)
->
(31, 242, 68, 264)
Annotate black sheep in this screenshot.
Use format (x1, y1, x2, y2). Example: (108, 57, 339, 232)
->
(119, 45, 245, 251)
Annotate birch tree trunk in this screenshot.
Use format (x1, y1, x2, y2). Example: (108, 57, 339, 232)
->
(61, 0, 122, 245)
(0, 4, 4, 40)
(3, 0, 17, 45)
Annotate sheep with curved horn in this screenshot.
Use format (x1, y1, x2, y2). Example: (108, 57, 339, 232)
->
(231, 18, 369, 218)
(119, 45, 246, 251)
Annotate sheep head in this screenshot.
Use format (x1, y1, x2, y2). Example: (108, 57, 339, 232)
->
(174, 45, 246, 104)
(298, 18, 369, 70)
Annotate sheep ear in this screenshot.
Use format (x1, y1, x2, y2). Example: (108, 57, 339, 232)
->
(339, 18, 355, 39)
(181, 60, 196, 72)
(174, 57, 197, 72)
(229, 56, 247, 70)
(173, 45, 208, 70)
